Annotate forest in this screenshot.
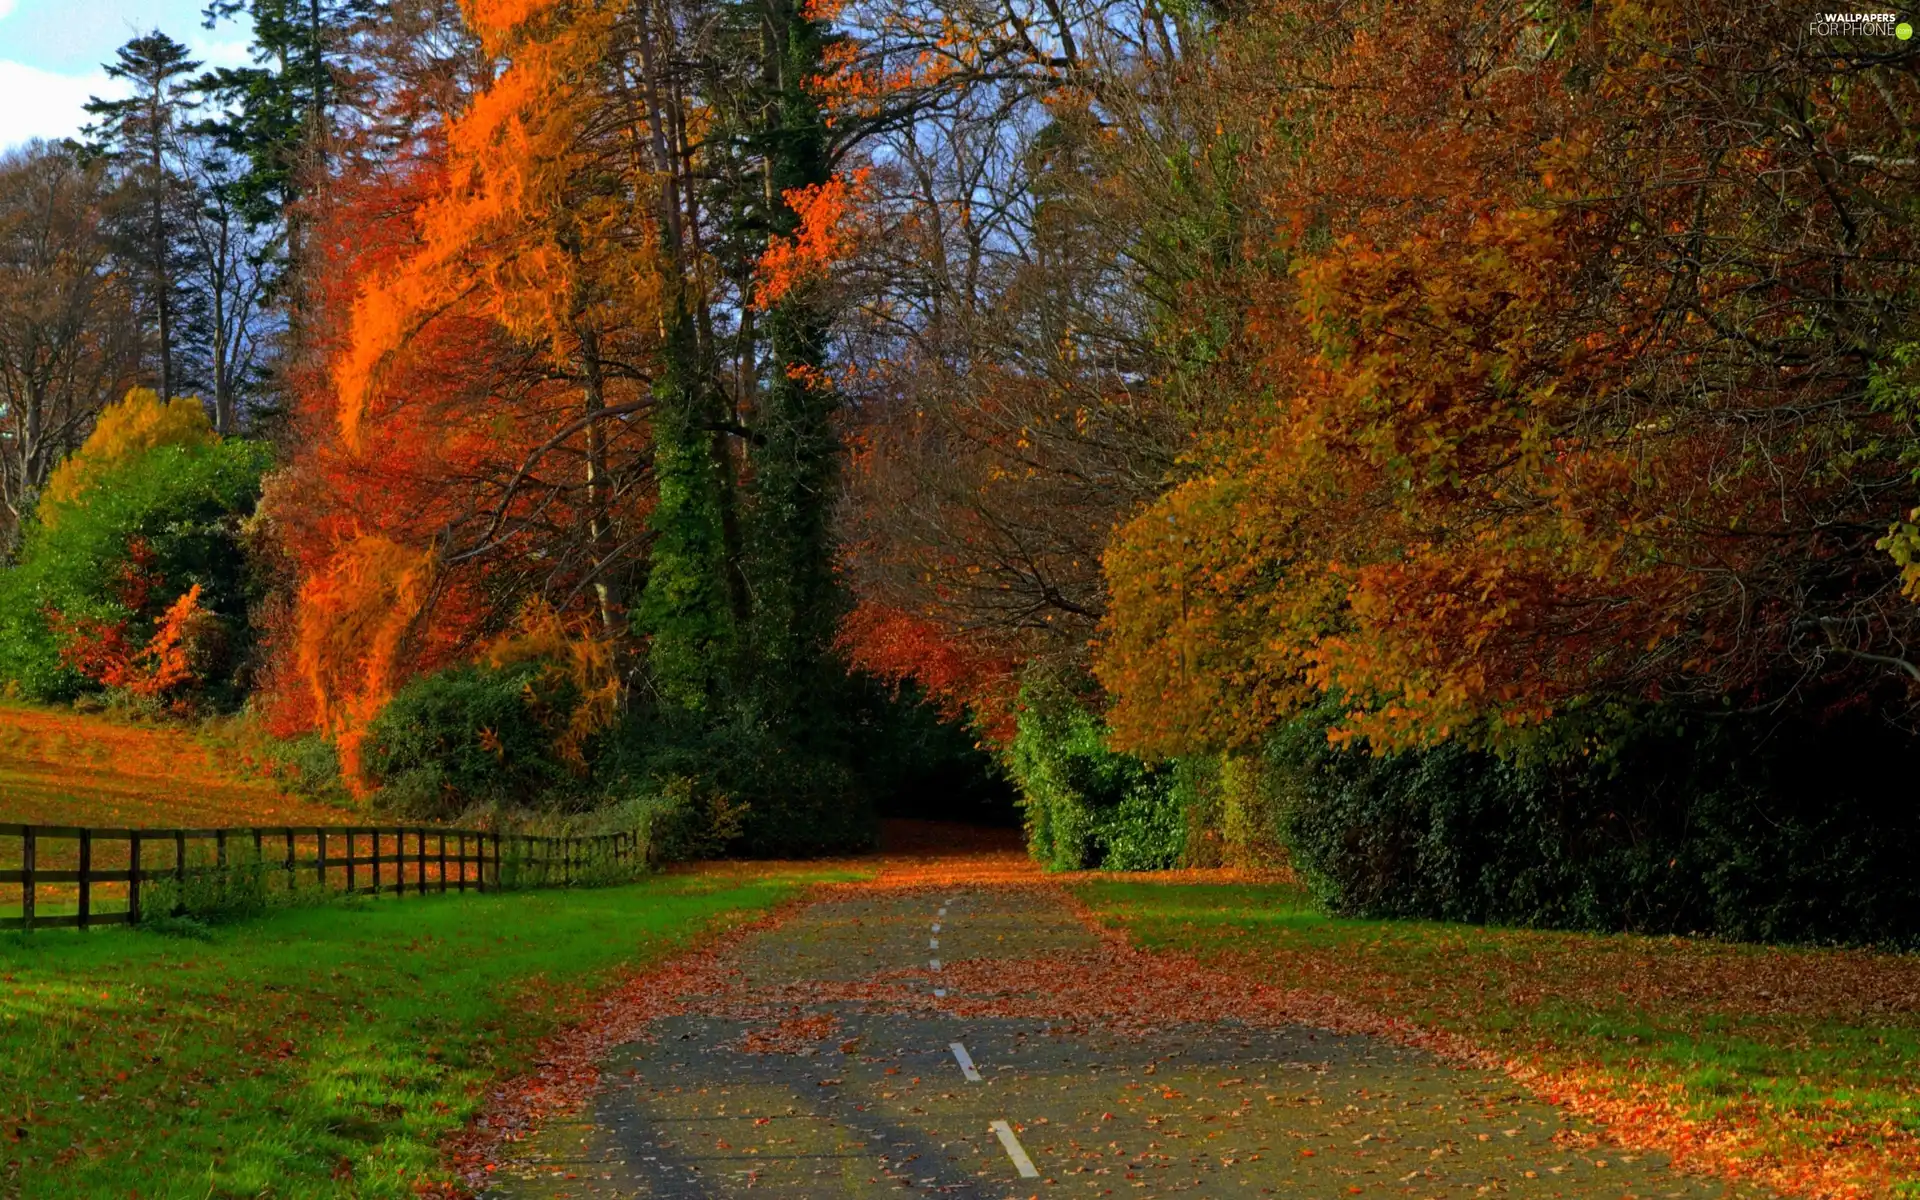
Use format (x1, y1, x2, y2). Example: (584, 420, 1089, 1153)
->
(2, 0, 1919, 948)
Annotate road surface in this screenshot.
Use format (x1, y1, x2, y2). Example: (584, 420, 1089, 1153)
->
(486, 880, 1767, 1199)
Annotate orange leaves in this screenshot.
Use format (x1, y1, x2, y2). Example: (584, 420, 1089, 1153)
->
(461, 0, 567, 49)
(1085, 7, 1544, 752)
(333, 0, 658, 450)
(291, 536, 436, 788)
(274, 0, 673, 767)
(1107, 0, 1920, 756)
(837, 602, 1018, 743)
(755, 168, 872, 309)
(483, 598, 619, 768)
(50, 584, 213, 703)
(140, 585, 213, 697)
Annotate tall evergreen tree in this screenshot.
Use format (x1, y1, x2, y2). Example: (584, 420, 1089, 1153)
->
(196, 0, 371, 268)
(83, 32, 201, 404)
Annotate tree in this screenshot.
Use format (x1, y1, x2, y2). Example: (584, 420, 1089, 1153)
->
(197, 0, 374, 233)
(172, 135, 278, 434)
(0, 143, 144, 552)
(827, 0, 1237, 725)
(1095, 0, 1920, 756)
(0, 387, 269, 706)
(83, 32, 203, 404)
(270, 0, 668, 774)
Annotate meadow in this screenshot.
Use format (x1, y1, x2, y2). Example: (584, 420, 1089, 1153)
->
(0, 703, 346, 830)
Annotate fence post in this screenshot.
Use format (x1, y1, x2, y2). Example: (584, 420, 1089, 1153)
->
(372, 828, 382, 896)
(317, 829, 329, 893)
(438, 831, 448, 894)
(173, 830, 186, 914)
(128, 832, 142, 925)
(21, 826, 34, 932)
(216, 828, 228, 870)
(417, 828, 427, 896)
(284, 829, 295, 896)
(346, 830, 356, 894)
(77, 829, 91, 930)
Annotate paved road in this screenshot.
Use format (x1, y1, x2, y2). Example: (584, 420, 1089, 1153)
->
(489, 887, 1767, 1199)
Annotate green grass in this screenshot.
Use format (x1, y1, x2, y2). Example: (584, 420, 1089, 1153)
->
(1076, 880, 1920, 1197)
(0, 869, 849, 1198)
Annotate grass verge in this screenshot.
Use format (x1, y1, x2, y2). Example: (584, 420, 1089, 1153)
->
(1075, 880, 1920, 1200)
(1, 869, 848, 1198)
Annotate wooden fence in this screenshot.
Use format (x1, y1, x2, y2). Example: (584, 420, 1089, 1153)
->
(0, 823, 641, 931)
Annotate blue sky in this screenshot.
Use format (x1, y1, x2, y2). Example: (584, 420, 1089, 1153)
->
(0, 0, 255, 152)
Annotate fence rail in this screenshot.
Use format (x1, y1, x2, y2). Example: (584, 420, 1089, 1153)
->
(0, 823, 639, 931)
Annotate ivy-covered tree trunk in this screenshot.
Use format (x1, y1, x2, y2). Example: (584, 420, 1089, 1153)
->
(637, 299, 740, 714)
(744, 0, 841, 701)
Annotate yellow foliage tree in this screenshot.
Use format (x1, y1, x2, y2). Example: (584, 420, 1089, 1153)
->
(41, 388, 215, 521)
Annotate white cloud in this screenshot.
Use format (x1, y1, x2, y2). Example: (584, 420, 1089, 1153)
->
(0, 60, 116, 153)
(195, 36, 255, 71)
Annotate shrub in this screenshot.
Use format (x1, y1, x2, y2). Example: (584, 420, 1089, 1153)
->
(1007, 675, 1183, 871)
(1273, 704, 1920, 947)
(138, 838, 327, 926)
(360, 661, 574, 815)
(0, 390, 269, 706)
(588, 676, 886, 860)
(635, 775, 750, 864)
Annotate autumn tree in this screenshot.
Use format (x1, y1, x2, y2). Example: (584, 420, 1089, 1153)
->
(1096, 0, 1920, 756)
(263, 0, 662, 777)
(827, 0, 1244, 733)
(0, 143, 145, 552)
(0, 388, 268, 706)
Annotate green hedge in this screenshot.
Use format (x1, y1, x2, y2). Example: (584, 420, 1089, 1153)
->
(1272, 705, 1920, 947)
(361, 661, 575, 815)
(1007, 676, 1184, 871)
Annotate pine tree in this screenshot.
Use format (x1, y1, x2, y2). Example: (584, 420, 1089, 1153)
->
(83, 32, 202, 404)
(196, 0, 370, 230)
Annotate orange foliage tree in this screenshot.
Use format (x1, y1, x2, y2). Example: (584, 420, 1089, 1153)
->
(264, 0, 668, 774)
(1097, 0, 1920, 756)
(54, 584, 213, 702)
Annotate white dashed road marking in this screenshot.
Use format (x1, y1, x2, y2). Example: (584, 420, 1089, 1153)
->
(929, 937, 940, 949)
(929, 958, 941, 971)
(989, 1120, 1040, 1178)
(950, 1042, 982, 1082)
